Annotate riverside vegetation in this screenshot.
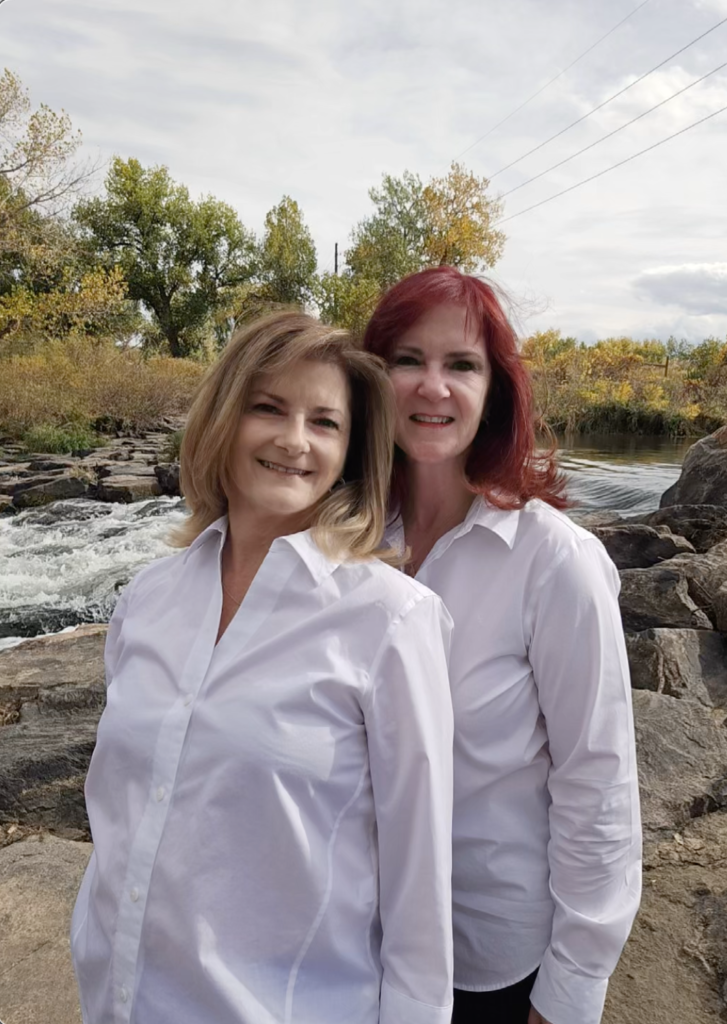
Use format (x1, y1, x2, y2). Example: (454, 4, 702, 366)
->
(2, 68, 725, 455)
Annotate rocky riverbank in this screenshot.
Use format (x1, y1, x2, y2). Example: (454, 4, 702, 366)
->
(0, 424, 183, 515)
(2, 427, 727, 1023)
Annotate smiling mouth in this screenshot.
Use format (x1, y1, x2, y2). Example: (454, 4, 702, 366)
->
(258, 459, 312, 476)
(410, 415, 454, 425)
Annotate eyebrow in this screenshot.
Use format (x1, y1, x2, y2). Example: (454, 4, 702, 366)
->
(394, 345, 484, 359)
(254, 391, 345, 417)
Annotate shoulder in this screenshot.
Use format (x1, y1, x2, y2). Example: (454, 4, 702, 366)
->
(337, 555, 446, 621)
(122, 551, 185, 605)
(514, 499, 610, 567)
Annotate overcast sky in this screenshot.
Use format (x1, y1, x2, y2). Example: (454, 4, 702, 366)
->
(2, 0, 726, 343)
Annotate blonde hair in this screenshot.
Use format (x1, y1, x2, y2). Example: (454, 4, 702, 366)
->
(171, 310, 397, 562)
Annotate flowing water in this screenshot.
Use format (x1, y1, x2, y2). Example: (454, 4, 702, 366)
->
(0, 434, 693, 647)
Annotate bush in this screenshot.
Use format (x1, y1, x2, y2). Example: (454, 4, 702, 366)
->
(163, 429, 184, 462)
(0, 337, 205, 436)
(22, 422, 100, 454)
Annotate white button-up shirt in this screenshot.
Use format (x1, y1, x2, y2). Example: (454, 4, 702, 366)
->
(71, 520, 455, 1024)
(387, 497, 641, 1024)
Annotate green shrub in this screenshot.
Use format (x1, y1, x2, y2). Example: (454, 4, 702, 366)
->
(163, 429, 184, 462)
(22, 422, 101, 454)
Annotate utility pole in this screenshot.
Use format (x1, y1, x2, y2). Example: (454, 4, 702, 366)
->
(334, 242, 338, 276)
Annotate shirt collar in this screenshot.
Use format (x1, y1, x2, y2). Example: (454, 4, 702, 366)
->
(182, 516, 340, 584)
(182, 516, 228, 563)
(386, 496, 521, 554)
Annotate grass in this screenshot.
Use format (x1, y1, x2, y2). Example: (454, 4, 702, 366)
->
(22, 422, 101, 455)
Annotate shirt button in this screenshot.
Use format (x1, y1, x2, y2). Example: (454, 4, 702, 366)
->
(119, 985, 129, 1003)
(183, 693, 193, 706)
(156, 786, 166, 802)
(130, 887, 140, 902)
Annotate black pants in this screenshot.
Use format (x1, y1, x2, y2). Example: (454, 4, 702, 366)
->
(451, 969, 538, 1024)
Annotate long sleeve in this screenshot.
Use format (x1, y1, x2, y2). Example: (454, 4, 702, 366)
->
(103, 575, 137, 688)
(527, 537, 642, 1024)
(363, 594, 455, 1024)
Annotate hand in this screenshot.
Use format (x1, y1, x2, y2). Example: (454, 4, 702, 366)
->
(528, 1008, 553, 1024)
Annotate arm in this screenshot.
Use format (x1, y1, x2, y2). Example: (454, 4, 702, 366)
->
(363, 594, 455, 1024)
(527, 538, 642, 1024)
(104, 573, 140, 687)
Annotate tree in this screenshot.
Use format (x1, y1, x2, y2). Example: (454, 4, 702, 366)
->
(259, 196, 317, 306)
(422, 163, 504, 270)
(0, 69, 89, 254)
(74, 158, 258, 357)
(345, 163, 505, 294)
(316, 271, 382, 337)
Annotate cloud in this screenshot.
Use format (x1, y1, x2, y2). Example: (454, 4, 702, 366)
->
(633, 263, 727, 314)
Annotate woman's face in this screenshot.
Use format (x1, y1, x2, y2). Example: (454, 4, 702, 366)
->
(227, 359, 351, 523)
(389, 303, 491, 470)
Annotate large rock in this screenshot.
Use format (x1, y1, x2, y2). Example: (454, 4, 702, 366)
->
(661, 541, 727, 624)
(0, 834, 91, 1024)
(627, 628, 727, 707)
(603, 810, 727, 1024)
(0, 627, 107, 835)
(618, 566, 712, 632)
(639, 504, 727, 553)
(591, 524, 694, 569)
(154, 461, 181, 496)
(632, 689, 727, 838)
(12, 474, 91, 509)
(660, 426, 727, 508)
(96, 475, 161, 503)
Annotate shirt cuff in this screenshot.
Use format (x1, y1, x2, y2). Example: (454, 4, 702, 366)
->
(380, 979, 453, 1024)
(529, 946, 608, 1024)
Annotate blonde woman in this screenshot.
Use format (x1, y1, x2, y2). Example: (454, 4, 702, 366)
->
(71, 312, 455, 1024)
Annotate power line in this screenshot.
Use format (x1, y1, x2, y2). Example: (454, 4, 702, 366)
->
(490, 13, 727, 180)
(497, 101, 727, 225)
(500, 59, 727, 199)
(455, 0, 652, 160)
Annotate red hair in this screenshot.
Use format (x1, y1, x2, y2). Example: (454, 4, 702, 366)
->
(362, 266, 567, 511)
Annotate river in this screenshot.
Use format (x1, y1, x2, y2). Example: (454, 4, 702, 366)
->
(0, 434, 692, 647)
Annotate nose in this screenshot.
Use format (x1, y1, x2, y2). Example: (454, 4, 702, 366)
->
(417, 365, 450, 402)
(274, 414, 310, 456)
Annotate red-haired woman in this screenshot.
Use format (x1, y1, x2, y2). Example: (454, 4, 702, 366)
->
(364, 267, 641, 1024)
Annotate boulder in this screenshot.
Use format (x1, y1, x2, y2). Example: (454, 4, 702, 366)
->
(715, 583, 727, 633)
(98, 462, 157, 478)
(0, 834, 91, 1024)
(0, 627, 107, 835)
(626, 628, 727, 707)
(155, 461, 181, 496)
(0, 494, 12, 513)
(96, 475, 162, 503)
(591, 524, 694, 569)
(632, 689, 727, 838)
(660, 541, 727, 624)
(638, 504, 727, 553)
(27, 457, 80, 473)
(618, 566, 712, 632)
(660, 426, 727, 508)
(12, 474, 91, 509)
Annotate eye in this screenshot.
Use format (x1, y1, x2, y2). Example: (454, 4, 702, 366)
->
(253, 403, 282, 414)
(451, 360, 477, 372)
(392, 354, 420, 367)
(314, 417, 340, 430)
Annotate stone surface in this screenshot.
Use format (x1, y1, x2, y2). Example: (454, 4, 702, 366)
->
(627, 628, 727, 707)
(662, 541, 727, 625)
(638, 504, 727, 553)
(0, 493, 12, 513)
(603, 810, 727, 1024)
(715, 583, 727, 633)
(660, 425, 727, 508)
(96, 475, 162, 503)
(154, 461, 180, 496)
(633, 689, 727, 838)
(12, 474, 91, 509)
(0, 627, 107, 835)
(591, 523, 695, 569)
(0, 834, 91, 1024)
(618, 566, 713, 632)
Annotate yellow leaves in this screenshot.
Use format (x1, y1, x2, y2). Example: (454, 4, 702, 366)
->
(0, 266, 133, 346)
(422, 162, 505, 271)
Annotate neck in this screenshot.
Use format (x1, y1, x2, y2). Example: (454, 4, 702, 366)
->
(402, 457, 476, 538)
(225, 501, 310, 574)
